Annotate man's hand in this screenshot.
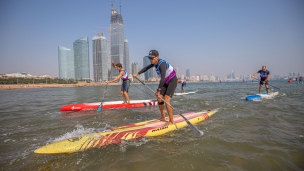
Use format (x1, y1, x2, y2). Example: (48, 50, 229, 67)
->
(132, 73, 138, 78)
(155, 90, 161, 99)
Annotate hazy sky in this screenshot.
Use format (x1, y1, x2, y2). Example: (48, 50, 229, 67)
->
(1, 0, 303, 78)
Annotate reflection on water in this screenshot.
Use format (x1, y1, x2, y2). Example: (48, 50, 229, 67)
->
(0, 81, 303, 170)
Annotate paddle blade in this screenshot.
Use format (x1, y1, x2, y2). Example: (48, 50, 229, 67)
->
(186, 120, 204, 137)
(97, 105, 102, 112)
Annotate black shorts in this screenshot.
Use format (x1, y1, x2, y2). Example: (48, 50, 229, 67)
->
(260, 80, 268, 85)
(159, 76, 177, 98)
(121, 80, 130, 92)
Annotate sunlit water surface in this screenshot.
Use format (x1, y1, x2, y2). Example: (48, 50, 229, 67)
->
(0, 81, 303, 171)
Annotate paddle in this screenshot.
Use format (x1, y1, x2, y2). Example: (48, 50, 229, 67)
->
(252, 77, 281, 91)
(134, 77, 204, 137)
(97, 83, 108, 112)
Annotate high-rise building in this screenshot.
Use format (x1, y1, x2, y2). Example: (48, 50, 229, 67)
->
(92, 33, 108, 82)
(186, 69, 190, 78)
(143, 57, 150, 80)
(131, 62, 138, 75)
(231, 70, 236, 79)
(142, 57, 157, 81)
(180, 74, 185, 80)
(123, 38, 130, 75)
(58, 46, 74, 79)
(73, 37, 90, 81)
(110, 5, 124, 78)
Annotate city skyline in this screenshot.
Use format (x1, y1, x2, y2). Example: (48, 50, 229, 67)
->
(1, 0, 303, 78)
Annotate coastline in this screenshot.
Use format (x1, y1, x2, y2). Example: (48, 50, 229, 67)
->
(0, 81, 157, 90)
(0, 83, 116, 90)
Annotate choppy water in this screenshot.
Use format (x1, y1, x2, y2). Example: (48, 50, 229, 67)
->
(0, 81, 303, 171)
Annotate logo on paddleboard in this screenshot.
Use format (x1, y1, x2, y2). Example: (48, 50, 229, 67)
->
(71, 106, 81, 110)
(151, 126, 168, 132)
(68, 137, 82, 142)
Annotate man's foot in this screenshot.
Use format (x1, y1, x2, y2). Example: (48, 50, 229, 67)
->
(165, 121, 175, 125)
(158, 117, 166, 122)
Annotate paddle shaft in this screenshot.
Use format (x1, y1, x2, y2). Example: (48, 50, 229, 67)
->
(97, 84, 108, 112)
(135, 77, 204, 136)
(102, 84, 108, 99)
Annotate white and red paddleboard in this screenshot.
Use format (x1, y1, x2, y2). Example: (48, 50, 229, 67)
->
(60, 100, 158, 111)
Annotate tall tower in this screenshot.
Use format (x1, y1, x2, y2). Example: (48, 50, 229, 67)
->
(110, 4, 124, 78)
(123, 38, 130, 75)
(92, 33, 108, 82)
(58, 46, 74, 79)
(73, 37, 90, 81)
(143, 57, 150, 80)
(131, 62, 138, 75)
(186, 69, 190, 78)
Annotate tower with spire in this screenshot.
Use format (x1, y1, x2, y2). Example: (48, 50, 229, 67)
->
(110, 3, 125, 78)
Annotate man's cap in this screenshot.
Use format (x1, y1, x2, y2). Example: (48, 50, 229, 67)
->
(145, 50, 159, 59)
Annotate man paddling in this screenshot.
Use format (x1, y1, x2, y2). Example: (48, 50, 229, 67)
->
(177, 79, 186, 93)
(132, 50, 177, 124)
(251, 65, 270, 94)
(106, 61, 130, 104)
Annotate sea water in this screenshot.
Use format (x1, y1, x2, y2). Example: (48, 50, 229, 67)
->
(0, 81, 303, 171)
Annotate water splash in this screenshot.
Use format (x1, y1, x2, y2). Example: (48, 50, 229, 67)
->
(49, 124, 110, 143)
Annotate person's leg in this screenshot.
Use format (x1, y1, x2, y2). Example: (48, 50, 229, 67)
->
(259, 81, 263, 94)
(164, 77, 177, 124)
(164, 95, 174, 124)
(157, 97, 166, 121)
(182, 83, 186, 93)
(265, 84, 269, 94)
(120, 91, 127, 103)
(123, 92, 130, 103)
(121, 82, 127, 103)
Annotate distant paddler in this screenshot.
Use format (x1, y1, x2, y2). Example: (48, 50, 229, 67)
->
(106, 61, 130, 104)
(177, 79, 186, 93)
(251, 65, 270, 94)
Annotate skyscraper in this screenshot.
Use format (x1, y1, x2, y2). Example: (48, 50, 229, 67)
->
(131, 62, 138, 75)
(110, 5, 124, 78)
(143, 57, 150, 80)
(73, 37, 90, 81)
(186, 69, 190, 78)
(123, 38, 130, 75)
(92, 33, 108, 82)
(58, 46, 74, 79)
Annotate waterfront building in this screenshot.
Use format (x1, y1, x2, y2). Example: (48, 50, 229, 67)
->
(123, 38, 130, 75)
(131, 62, 138, 75)
(92, 33, 108, 82)
(143, 57, 150, 81)
(58, 46, 74, 79)
(186, 69, 190, 78)
(180, 74, 185, 80)
(73, 37, 90, 81)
